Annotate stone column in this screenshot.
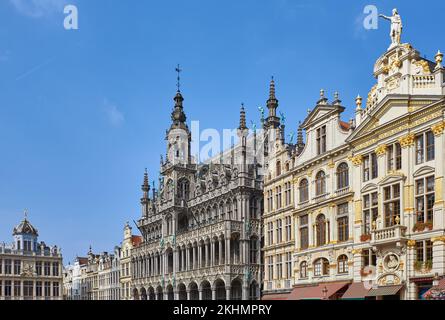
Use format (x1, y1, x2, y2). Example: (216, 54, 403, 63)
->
(352, 249, 363, 283)
(198, 289, 203, 301)
(226, 238, 231, 265)
(207, 242, 211, 267)
(198, 244, 202, 269)
(186, 289, 191, 301)
(242, 283, 249, 300)
(212, 287, 216, 300)
(432, 238, 445, 278)
(211, 241, 215, 266)
(219, 240, 223, 265)
(192, 246, 196, 270)
(225, 286, 231, 300)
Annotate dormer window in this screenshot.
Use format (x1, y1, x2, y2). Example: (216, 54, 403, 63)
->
(316, 125, 327, 155)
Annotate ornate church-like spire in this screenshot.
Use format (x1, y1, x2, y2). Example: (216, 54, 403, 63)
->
(239, 103, 247, 130)
(265, 77, 281, 129)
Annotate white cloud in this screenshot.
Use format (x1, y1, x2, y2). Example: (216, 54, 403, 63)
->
(9, 0, 67, 18)
(104, 100, 125, 128)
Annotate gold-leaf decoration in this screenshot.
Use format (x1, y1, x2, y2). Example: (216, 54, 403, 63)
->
(398, 133, 415, 148)
(375, 145, 387, 157)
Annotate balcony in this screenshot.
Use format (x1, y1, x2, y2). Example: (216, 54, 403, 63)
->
(313, 193, 329, 202)
(335, 187, 350, 196)
(371, 225, 407, 245)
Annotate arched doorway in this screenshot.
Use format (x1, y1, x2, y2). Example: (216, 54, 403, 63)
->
(201, 281, 212, 300)
(230, 279, 242, 300)
(140, 287, 147, 300)
(167, 285, 174, 300)
(189, 282, 199, 300)
(214, 279, 226, 300)
(156, 286, 163, 300)
(249, 281, 259, 300)
(178, 283, 187, 300)
(148, 287, 155, 300)
(133, 288, 139, 300)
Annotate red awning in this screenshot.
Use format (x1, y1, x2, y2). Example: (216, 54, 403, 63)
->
(288, 282, 350, 300)
(341, 282, 370, 299)
(262, 293, 290, 300)
(287, 285, 319, 300)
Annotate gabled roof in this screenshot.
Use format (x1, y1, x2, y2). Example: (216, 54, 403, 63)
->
(300, 104, 345, 130)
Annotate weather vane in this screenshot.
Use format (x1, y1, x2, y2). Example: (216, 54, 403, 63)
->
(175, 64, 182, 92)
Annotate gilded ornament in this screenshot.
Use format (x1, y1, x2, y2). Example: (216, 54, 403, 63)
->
(431, 121, 445, 136)
(375, 144, 387, 157)
(413, 59, 431, 74)
(431, 236, 445, 243)
(351, 155, 363, 166)
(407, 240, 416, 247)
(398, 133, 415, 148)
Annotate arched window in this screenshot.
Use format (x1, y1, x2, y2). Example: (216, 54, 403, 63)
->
(299, 179, 309, 203)
(177, 178, 190, 200)
(316, 214, 327, 246)
(314, 258, 329, 277)
(300, 261, 308, 279)
(249, 197, 258, 219)
(276, 161, 281, 177)
(315, 171, 326, 196)
(337, 163, 349, 190)
(249, 237, 258, 264)
(337, 255, 348, 274)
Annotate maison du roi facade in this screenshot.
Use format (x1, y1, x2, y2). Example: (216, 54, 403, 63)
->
(129, 84, 264, 300)
(0, 217, 63, 300)
(262, 25, 445, 299)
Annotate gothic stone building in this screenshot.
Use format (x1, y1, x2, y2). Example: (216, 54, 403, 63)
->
(0, 217, 63, 300)
(130, 89, 264, 300)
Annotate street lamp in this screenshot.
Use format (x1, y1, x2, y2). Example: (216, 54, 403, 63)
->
(322, 286, 328, 300)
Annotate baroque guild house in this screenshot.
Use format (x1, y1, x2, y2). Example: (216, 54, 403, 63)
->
(262, 13, 445, 300)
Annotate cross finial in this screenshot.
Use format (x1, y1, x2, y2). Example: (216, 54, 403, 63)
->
(23, 209, 28, 220)
(175, 64, 182, 92)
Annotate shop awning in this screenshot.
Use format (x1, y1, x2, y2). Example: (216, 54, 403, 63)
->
(288, 282, 350, 300)
(367, 285, 403, 297)
(341, 282, 370, 300)
(261, 293, 290, 300)
(287, 285, 319, 300)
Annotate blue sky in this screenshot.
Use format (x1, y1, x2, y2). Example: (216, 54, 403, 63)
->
(0, 0, 443, 263)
